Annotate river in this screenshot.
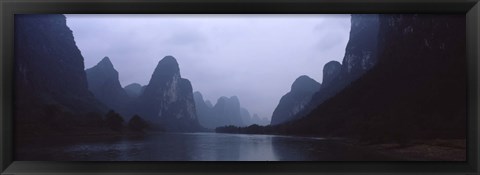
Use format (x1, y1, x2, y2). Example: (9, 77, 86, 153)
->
(15, 132, 395, 161)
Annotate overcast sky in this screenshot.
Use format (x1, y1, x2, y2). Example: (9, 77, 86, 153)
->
(65, 14, 351, 120)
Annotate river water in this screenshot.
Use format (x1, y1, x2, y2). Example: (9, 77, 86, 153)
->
(16, 132, 395, 161)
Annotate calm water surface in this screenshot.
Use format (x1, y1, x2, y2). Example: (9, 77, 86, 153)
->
(16, 132, 395, 161)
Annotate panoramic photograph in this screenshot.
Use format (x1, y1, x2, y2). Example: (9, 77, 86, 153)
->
(14, 14, 466, 161)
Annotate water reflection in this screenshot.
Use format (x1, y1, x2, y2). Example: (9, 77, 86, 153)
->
(186, 133, 276, 161)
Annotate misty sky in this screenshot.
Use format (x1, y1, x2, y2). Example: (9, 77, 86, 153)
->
(65, 14, 351, 120)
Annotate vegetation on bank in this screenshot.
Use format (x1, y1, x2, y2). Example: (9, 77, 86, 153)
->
(16, 105, 152, 137)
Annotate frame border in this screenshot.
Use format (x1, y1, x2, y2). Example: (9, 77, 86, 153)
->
(1, 0, 479, 174)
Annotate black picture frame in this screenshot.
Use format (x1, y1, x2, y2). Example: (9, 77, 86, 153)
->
(1, 0, 479, 174)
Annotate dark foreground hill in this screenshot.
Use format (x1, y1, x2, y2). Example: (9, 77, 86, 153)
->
(285, 14, 466, 141)
(218, 14, 467, 144)
(14, 14, 108, 136)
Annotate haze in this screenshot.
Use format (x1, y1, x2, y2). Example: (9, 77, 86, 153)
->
(65, 14, 351, 120)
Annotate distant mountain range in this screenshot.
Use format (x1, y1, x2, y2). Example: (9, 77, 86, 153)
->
(124, 83, 145, 98)
(86, 55, 202, 132)
(86, 54, 268, 131)
(193, 91, 269, 129)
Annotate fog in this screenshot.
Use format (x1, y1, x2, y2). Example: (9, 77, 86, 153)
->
(66, 14, 351, 120)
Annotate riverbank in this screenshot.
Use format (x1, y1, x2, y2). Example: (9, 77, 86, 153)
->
(352, 139, 466, 161)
